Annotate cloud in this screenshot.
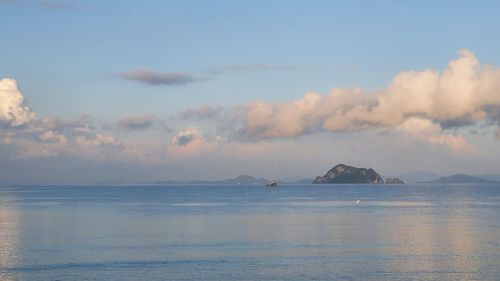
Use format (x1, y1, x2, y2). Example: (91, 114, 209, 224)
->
(204, 64, 293, 75)
(171, 127, 203, 146)
(121, 114, 157, 130)
(117, 69, 198, 86)
(238, 50, 500, 141)
(117, 64, 294, 87)
(76, 134, 122, 148)
(74, 134, 146, 162)
(167, 127, 219, 157)
(104, 114, 168, 132)
(0, 78, 36, 127)
(66, 115, 94, 135)
(19, 131, 69, 158)
(396, 117, 481, 155)
(37, 130, 68, 144)
(116, 114, 158, 131)
(0, 78, 148, 161)
(40, 115, 94, 136)
(179, 104, 225, 120)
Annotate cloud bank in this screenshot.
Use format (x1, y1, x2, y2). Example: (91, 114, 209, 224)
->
(2, 49, 499, 171)
(241, 50, 500, 140)
(0, 79, 146, 161)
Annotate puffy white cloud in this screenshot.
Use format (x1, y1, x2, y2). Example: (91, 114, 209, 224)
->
(0, 78, 35, 126)
(396, 117, 481, 154)
(241, 50, 500, 140)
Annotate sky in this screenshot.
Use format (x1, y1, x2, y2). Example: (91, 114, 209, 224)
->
(1, 0, 500, 184)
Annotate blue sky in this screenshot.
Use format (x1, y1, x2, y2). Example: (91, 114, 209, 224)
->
(3, 0, 500, 117)
(1, 1, 500, 183)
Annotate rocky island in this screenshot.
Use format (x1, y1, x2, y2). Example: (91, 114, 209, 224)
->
(313, 164, 385, 184)
(386, 178, 405, 184)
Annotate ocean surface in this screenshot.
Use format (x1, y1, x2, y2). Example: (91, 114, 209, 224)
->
(0, 184, 499, 281)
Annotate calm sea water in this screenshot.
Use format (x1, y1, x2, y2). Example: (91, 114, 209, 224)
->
(0, 184, 499, 281)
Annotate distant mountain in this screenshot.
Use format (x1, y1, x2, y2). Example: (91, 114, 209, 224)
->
(189, 175, 270, 185)
(396, 171, 441, 183)
(313, 164, 384, 184)
(291, 178, 315, 184)
(424, 174, 494, 184)
(153, 180, 180, 185)
(474, 174, 500, 182)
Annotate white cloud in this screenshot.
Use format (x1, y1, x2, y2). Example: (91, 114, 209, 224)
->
(396, 117, 481, 155)
(0, 78, 35, 127)
(240, 50, 500, 142)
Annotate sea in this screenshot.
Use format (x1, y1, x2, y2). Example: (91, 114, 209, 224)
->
(0, 184, 499, 281)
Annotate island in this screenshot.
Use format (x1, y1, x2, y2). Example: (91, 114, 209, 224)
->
(386, 178, 405, 184)
(313, 164, 385, 184)
(423, 174, 494, 184)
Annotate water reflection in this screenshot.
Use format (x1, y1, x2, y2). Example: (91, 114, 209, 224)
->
(0, 207, 20, 281)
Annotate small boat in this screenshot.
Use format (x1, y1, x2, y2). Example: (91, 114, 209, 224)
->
(266, 181, 278, 187)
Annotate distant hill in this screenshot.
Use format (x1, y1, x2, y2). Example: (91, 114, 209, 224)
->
(189, 175, 270, 185)
(424, 174, 494, 184)
(153, 180, 180, 185)
(290, 178, 315, 184)
(474, 174, 500, 182)
(313, 164, 384, 184)
(396, 171, 441, 183)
